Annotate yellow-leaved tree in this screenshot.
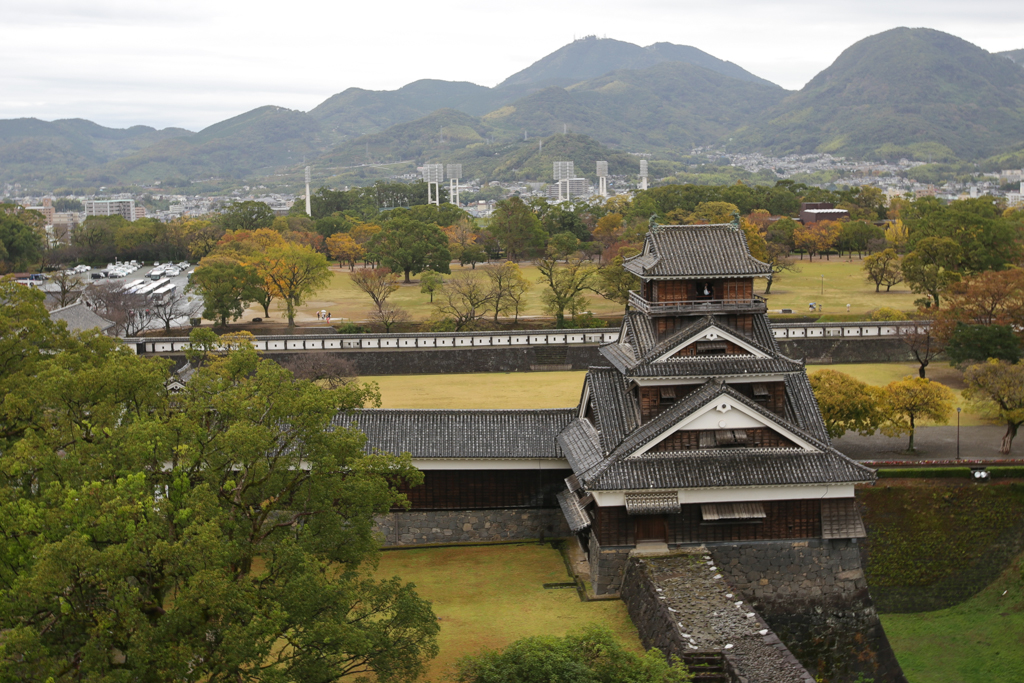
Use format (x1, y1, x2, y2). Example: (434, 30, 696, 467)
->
(879, 376, 954, 451)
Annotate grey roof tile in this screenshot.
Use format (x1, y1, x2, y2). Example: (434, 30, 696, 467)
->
(340, 409, 575, 460)
(624, 224, 772, 279)
(49, 301, 114, 334)
(556, 418, 605, 474)
(587, 367, 640, 451)
(587, 447, 875, 491)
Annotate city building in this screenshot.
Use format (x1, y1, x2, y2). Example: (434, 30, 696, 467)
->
(83, 198, 138, 222)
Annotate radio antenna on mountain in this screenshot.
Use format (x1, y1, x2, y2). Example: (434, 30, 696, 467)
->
(304, 166, 312, 216)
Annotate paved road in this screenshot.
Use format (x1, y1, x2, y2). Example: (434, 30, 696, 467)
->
(834, 425, 1021, 461)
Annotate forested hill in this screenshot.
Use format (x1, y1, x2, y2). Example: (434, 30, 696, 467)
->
(729, 28, 1024, 160)
(497, 36, 777, 88)
(6, 29, 1024, 192)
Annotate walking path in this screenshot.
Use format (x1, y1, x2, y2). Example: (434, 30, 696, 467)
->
(834, 425, 1023, 461)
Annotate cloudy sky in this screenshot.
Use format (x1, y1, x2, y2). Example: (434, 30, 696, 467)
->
(2, 0, 1022, 132)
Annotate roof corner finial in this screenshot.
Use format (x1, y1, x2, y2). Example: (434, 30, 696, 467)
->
(649, 214, 658, 230)
(730, 212, 741, 230)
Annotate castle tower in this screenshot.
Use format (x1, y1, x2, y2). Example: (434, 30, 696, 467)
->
(555, 220, 874, 594)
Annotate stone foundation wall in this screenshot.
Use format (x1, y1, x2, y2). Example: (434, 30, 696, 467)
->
(709, 539, 907, 683)
(588, 534, 632, 596)
(777, 338, 918, 365)
(375, 507, 570, 546)
(620, 554, 814, 682)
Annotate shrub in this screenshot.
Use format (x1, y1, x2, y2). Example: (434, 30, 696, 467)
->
(877, 467, 973, 478)
(870, 306, 906, 321)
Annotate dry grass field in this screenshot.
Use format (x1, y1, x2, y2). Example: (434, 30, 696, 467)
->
(233, 255, 922, 328)
(763, 256, 920, 316)
(243, 263, 623, 326)
(362, 371, 586, 409)
(375, 544, 641, 682)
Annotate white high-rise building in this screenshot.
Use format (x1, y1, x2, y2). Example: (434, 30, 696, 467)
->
(83, 199, 138, 222)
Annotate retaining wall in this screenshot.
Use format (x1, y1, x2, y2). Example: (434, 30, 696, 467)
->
(620, 554, 813, 682)
(374, 507, 569, 546)
(588, 535, 632, 596)
(778, 338, 918, 364)
(709, 539, 907, 683)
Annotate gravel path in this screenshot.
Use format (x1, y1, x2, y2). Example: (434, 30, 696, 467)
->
(641, 554, 813, 683)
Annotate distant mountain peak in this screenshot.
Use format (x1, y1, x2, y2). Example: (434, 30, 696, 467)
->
(497, 37, 777, 90)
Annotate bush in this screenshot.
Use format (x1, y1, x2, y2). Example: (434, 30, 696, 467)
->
(988, 466, 1024, 479)
(870, 306, 906, 321)
(877, 467, 973, 478)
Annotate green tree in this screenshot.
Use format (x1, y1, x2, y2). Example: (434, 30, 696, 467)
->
(0, 209, 44, 270)
(489, 197, 546, 262)
(220, 200, 276, 232)
(903, 196, 1021, 273)
(189, 257, 260, 326)
(257, 243, 333, 326)
(963, 359, 1024, 454)
(880, 376, 955, 451)
(537, 256, 599, 327)
(368, 216, 451, 283)
(454, 625, 691, 683)
(945, 324, 1022, 366)
(314, 213, 356, 238)
(863, 249, 903, 292)
(485, 262, 531, 323)
(548, 232, 581, 260)
(0, 333, 439, 682)
(809, 369, 884, 438)
(419, 270, 444, 303)
(596, 248, 641, 304)
(901, 237, 961, 308)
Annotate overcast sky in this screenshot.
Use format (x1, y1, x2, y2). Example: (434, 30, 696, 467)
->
(2, 0, 1022, 132)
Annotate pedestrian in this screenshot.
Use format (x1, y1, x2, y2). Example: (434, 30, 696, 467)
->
(327, 312, 331, 323)
(846, 304, 850, 313)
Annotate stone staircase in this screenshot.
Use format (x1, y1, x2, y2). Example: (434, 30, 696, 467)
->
(682, 652, 731, 683)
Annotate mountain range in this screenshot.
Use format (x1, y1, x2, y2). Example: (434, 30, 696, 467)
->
(3, 29, 1024, 192)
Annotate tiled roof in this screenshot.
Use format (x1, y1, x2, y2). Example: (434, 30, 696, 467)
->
(560, 379, 872, 490)
(586, 367, 639, 451)
(784, 373, 831, 444)
(586, 447, 875, 491)
(340, 409, 575, 460)
(556, 418, 605, 474)
(602, 314, 803, 380)
(626, 355, 804, 379)
(49, 301, 114, 334)
(557, 490, 591, 532)
(624, 224, 772, 279)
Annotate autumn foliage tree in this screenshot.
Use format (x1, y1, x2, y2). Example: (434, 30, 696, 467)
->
(879, 376, 955, 451)
(809, 369, 883, 438)
(963, 359, 1024, 454)
(863, 249, 903, 292)
(326, 233, 364, 271)
(256, 243, 332, 326)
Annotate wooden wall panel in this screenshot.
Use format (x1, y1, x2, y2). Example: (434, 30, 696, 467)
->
(666, 500, 822, 544)
(395, 469, 571, 510)
(594, 505, 635, 547)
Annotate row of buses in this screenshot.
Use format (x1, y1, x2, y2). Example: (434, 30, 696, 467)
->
(124, 279, 178, 304)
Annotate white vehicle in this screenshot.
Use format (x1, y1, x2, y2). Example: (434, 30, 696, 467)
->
(165, 268, 181, 277)
(75, 264, 91, 273)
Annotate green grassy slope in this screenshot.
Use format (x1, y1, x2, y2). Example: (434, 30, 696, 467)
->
(729, 28, 1024, 160)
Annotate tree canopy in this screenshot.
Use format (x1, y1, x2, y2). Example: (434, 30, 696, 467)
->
(0, 315, 439, 682)
(368, 215, 451, 283)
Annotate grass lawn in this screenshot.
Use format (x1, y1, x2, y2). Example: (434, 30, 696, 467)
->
(375, 544, 641, 682)
(243, 263, 624, 325)
(881, 553, 1024, 683)
(806, 362, 997, 427)
(362, 371, 586, 409)
(766, 257, 920, 317)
